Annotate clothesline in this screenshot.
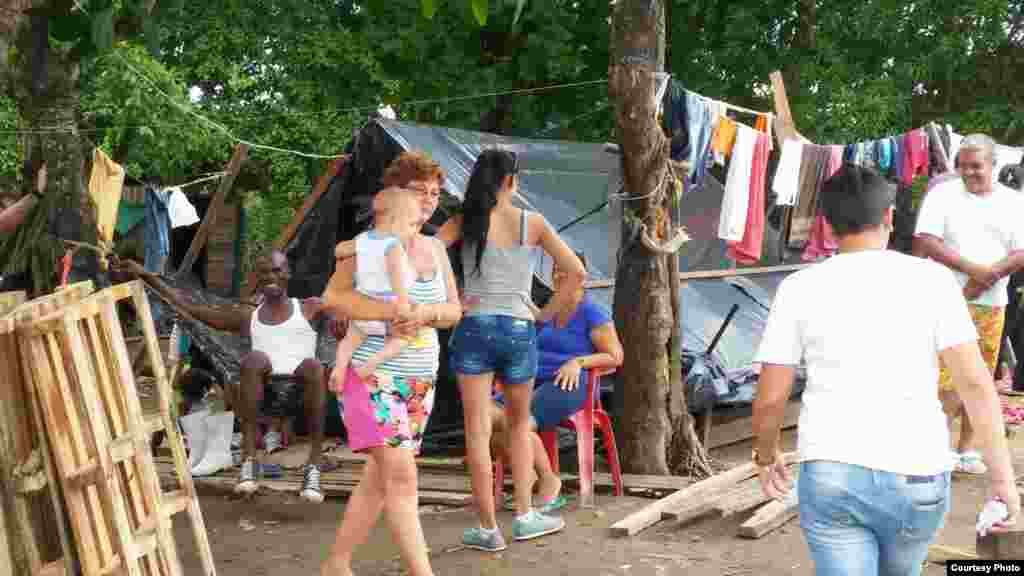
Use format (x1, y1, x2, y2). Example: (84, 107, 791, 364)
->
(682, 88, 775, 120)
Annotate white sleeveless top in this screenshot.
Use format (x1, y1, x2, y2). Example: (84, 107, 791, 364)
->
(251, 298, 318, 375)
(354, 230, 416, 299)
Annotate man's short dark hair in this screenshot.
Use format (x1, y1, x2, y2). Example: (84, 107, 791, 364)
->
(820, 163, 894, 237)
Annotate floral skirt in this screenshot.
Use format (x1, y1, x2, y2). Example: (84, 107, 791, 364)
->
(338, 367, 436, 454)
(938, 304, 1005, 392)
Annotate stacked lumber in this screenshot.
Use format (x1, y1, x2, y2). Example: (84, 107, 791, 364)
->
(0, 282, 217, 576)
(610, 452, 800, 539)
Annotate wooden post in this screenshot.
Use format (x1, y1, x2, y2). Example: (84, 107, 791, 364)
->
(175, 144, 249, 278)
(769, 71, 801, 144)
(769, 71, 800, 260)
(274, 157, 346, 251)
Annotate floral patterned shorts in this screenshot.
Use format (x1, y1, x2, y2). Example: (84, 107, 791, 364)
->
(338, 367, 436, 454)
(939, 304, 1005, 393)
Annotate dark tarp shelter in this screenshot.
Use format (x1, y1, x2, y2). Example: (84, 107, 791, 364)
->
(281, 120, 799, 448)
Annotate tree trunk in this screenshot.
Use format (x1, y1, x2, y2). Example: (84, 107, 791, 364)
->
(609, 0, 711, 477)
(0, 5, 95, 295)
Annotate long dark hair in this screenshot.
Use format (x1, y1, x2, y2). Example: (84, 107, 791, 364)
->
(461, 149, 518, 276)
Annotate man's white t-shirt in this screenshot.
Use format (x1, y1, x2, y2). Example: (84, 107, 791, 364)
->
(914, 178, 1024, 307)
(755, 250, 977, 476)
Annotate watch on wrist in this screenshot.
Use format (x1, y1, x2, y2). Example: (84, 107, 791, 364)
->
(575, 357, 585, 369)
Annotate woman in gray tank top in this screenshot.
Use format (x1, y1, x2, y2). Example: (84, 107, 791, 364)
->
(438, 149, 585, 551)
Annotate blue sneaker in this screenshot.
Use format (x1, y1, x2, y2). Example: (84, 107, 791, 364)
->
(512, 510, 565, 541)
(462, 526, 507, 552)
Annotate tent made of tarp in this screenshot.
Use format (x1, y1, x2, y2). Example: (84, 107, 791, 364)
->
(288, 119, 790, 383)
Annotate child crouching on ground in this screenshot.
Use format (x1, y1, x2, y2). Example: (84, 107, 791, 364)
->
(329, 187, 421, 391)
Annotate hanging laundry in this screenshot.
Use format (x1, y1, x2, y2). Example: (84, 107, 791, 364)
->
(726, 130, 769, 264)
(844, 144, 856, 164)
(876, 138, 893, 172)
(167, 187, 201, 229)
(144, 185, 171, 274)
(661, 80, 690, 162)
(754, 114, 773, 151)
(901, 128, 930, 185)
(861, 141, 877, 170)
(926, 123, 954, 173)
(772, 138, 804, 206)
(949, 131, 964, 161)
(88, 148, 126, 248)
(802, 146, 843, 261)
(788, 144, 831, 247)
(711, 114, 737, 166)
(718, 123, 758, 242)
(686, 91, 714, 187)
(892, 135, 904, 181)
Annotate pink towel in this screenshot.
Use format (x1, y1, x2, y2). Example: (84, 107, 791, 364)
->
(801, 146, 844, 261)
(726, 131, 769, 264)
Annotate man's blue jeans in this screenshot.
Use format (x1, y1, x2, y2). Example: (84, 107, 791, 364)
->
(798, 460, 950, 576)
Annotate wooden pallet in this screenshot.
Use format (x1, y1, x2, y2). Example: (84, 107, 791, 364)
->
(107, 281, 215, 576)
(0, 285, 96, 576)
(17, 285, 213, 576)
(0, 290, 26, 313)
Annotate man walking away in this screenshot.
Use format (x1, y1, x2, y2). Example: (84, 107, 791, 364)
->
(753, 164, 1018, 576)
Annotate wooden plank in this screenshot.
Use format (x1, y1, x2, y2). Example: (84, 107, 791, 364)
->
(182, 471, 472, 506)
(659, 499, 720, 527)
(707, 400, 801, 450)
(0, 291, 26, 313)
(927, 544, 978, 564)
(585, 264, 810, 289)
(275, 157, 346, 250)
(609, 452, 796, 537)
(737, 492, 799, 539)
(714, 466, 798, 518)
(769, 70, 801, 143)
(176, 144, 249, 277)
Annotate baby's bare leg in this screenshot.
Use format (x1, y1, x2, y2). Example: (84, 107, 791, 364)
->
(331, 328, 367, 392)
(354, 336, 409, 378)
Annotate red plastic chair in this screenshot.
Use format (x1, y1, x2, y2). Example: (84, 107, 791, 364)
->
(494, 367, 623, 508)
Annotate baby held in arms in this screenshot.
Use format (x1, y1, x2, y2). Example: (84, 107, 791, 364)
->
(330, 187, 420, 390)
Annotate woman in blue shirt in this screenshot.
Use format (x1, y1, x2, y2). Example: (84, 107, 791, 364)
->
(491, 252, 623, 511)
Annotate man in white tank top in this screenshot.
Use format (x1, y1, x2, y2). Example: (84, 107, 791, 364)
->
(127, 250, 340, 504)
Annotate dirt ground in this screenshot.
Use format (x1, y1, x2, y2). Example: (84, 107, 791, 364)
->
(167, 427, 1024, 576)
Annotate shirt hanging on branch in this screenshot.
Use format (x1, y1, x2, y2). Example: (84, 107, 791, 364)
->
(88, 148, 125, 248)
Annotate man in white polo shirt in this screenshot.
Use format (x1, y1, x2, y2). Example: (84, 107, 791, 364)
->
(752, 164, 1017, 576)
(913, 134, 1024, 473)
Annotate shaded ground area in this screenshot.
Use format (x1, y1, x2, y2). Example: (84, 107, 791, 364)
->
(168, 429, 1024, 576)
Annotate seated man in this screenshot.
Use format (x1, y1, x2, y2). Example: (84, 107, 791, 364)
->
(122, 249, 337, 503)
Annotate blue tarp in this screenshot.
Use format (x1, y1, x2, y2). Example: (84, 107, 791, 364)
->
(287, 119, 800, 413)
